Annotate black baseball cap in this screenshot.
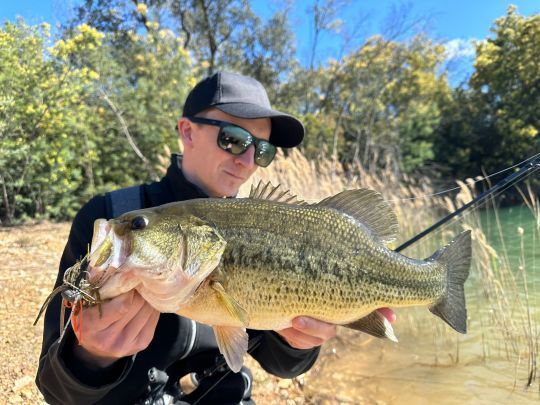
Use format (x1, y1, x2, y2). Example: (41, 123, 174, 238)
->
(182, 71, 304, 148)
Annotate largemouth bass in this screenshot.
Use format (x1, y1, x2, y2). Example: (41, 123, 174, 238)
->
(39, 182, 472, 373)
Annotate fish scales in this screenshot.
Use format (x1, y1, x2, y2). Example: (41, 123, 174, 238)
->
(169, 198, 448, 329)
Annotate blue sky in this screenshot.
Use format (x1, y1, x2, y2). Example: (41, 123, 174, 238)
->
(3, 1, 538, 39)
(1, 0, 538, 83)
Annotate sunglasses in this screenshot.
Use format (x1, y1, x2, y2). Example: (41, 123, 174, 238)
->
(187, 116, 276, 167)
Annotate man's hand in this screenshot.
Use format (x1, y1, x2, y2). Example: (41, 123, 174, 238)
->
(71, 290, 160, 368)
(376, 307, 396, 324)
(276, 317, 337, 349)
(275, 307, 396, 350)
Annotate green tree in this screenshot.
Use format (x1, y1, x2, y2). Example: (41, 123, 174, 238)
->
(68, 0, 297, 92)
(297, 35, 450, 173)
(471, 6, 539, 169)
(79, 21, 194, 191)
(0, 18, 194, 223)
(435, 7, 539, 178)
(0, 21, 103, 223)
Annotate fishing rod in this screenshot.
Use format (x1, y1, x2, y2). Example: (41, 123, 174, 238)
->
(395, 153, 540, 253)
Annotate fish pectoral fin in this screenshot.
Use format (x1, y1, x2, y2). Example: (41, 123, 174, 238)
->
(344, 311, 398, 342)
(210, 281, 249, 325)
(213, 326, 248, 373)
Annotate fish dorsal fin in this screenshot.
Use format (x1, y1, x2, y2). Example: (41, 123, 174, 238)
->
(317, 189, 399, 244)
(249, 180, 307, 205)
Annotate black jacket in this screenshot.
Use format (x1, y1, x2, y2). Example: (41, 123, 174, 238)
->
(36, 154, 320, 404)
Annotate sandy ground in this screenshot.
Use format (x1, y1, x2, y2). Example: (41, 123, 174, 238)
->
(0, 222, 68, 404)
(0, 222, 318, 404)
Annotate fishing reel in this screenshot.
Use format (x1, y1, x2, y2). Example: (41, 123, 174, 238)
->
(138, 362, 254, 405)
(139, 367, 188, 405)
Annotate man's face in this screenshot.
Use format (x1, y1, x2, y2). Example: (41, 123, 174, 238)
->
(179, 109, 272, 197)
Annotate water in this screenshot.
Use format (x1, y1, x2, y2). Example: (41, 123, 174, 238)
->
(479, 204, 540, 282)
(305, 205, 540, 404)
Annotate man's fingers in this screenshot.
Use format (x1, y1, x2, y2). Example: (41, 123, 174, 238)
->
(292, 317, 337, 341)
(277, 328, 324, 350)
(73, 291, 159, 360)
(123, 302, 159, 347)
(376, 307, 396, 324)
(132, 309, 160, 351)
(106, 291, 146, 332)
(78, 290, 136, 331)
(276, 317, 338, 350)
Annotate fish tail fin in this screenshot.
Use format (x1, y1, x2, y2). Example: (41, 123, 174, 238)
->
(427, 230, 472, 333)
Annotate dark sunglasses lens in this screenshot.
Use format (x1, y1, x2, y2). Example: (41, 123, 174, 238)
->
(255, 142, 276, 167)
(218, 126, 252, 155)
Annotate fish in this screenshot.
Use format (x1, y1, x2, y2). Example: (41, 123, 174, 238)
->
(38, 182, 472, 373)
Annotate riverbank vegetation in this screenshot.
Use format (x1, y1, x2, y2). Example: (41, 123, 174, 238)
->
(1, 2, 538, 224)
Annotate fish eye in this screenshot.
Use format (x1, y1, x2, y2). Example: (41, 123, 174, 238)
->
(131, 216, 148, 230)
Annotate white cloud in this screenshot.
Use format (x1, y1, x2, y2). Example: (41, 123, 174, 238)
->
(444, 38, 480, 60)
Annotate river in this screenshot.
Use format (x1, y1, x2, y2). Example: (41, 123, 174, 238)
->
(304, 205, 540, 404)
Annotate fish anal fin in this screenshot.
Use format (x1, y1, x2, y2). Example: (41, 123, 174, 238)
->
(210, 281, 249, 325)
(344, 311, 398, 342)
(249, 180, 306, 205)
(213, 326, 248, 373)
(317, 189, 399, 245)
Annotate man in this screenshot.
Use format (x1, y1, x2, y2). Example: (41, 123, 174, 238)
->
(36, 72, 344, 404)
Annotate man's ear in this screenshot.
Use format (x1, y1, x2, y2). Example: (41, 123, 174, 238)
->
(178, 118, 194, 149)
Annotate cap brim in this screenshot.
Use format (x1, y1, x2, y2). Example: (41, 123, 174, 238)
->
(215, 103, 304, 148)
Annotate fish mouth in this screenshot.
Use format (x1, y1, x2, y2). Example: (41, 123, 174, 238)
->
(87, 219, 130, 286)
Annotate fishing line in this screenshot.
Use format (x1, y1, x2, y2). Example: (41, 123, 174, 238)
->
(385, 152, 540, 204)
(395, 155, 540, 252)
(405, 165, 540, 248)
(410, 174, 535, 250)
(396, 163, 540, 253)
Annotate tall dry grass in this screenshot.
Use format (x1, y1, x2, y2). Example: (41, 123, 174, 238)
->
(454, 181, 539, 390)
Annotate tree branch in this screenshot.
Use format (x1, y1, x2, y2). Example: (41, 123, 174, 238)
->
(99, 88, 159, 181)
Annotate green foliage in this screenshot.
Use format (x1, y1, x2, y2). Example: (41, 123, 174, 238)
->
(77, 23, 194, 190)
(69, 0, 297, 92)
(0, 18, 193, 224)
(293, 35, 450, 172)
(1, 3, 537, 223)
(0, 21, 99, 223)
(435, 7, 539, 178)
